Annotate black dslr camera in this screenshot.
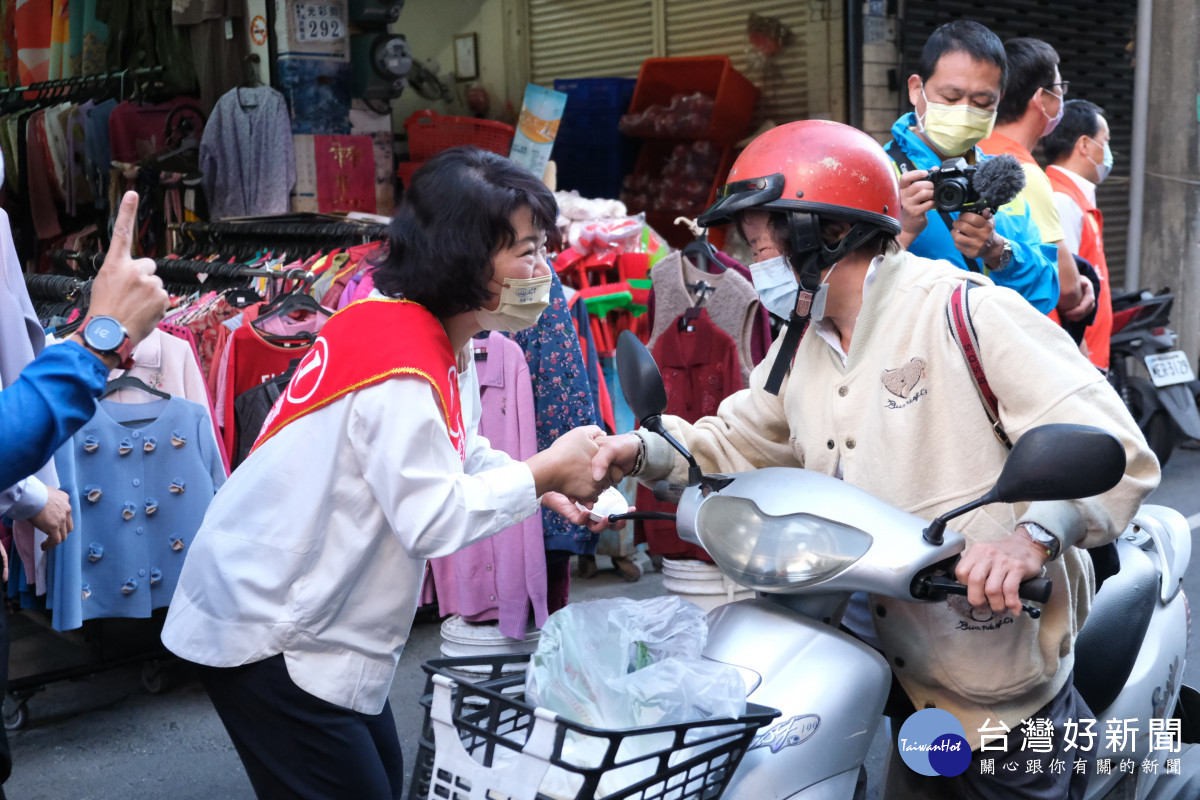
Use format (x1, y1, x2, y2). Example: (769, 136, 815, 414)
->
(930, 157, 985, 213)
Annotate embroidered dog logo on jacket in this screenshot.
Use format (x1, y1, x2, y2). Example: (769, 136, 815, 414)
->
(881, 357, 927, 399)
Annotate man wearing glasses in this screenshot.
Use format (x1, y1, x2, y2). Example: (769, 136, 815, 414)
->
(980, 38, 1097, 326)
(888, 21, 1061, 314)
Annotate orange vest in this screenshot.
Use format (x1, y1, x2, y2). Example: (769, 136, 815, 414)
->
(1047, 167, 1112, 370)
(251, 298, 466, 460)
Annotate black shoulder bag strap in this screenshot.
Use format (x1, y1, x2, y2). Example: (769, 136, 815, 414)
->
(884, 139, 982, 274)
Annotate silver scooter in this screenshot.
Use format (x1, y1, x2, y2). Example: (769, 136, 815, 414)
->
(613, 331, 1199, 800)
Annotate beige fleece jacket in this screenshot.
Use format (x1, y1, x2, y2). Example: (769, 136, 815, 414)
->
(636, 248, 1159, 742)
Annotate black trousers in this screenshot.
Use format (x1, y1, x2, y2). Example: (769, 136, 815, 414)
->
(197, 654, 404, 800)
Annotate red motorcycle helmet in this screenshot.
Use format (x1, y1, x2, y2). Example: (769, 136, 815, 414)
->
(698, 119, 901, 235)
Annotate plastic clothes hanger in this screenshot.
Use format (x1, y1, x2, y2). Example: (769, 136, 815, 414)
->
(101, 375, 172, 401)
(679, 280, 714, 332)
(675, 216, 724, 274)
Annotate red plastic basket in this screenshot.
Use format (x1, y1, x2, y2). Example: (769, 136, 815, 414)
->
(397, 160, 422, 187)
(627, 56, 759, 145)
(404, 110, 516, 160)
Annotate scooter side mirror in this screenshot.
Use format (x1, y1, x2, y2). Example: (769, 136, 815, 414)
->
(617, 330, 668, 424)
(988, 423, 1127, 504)
(923, 423, 1126, 545)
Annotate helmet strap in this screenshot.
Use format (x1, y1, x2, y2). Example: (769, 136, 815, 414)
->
(763, 215, 880, 396)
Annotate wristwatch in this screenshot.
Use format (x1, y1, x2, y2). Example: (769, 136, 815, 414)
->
(1022, 522, 1061, 561)
(80, 315, 135, 370)
(987, 237, 1013, 271)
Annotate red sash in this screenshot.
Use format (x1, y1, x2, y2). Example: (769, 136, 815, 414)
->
(251, 298, 466, 461)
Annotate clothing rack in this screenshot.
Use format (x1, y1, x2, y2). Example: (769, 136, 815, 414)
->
(0, 66, 165, 106)
(23, 273, 90, 301)
(169, 218, 389, 260)
(48, 250, 315, 290)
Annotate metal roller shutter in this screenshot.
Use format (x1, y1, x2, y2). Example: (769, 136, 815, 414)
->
(899, 3, 1136, 287)
(663, 0, 814, 125)
(528, 0, 656, 85)
(528, 1, 834, 125)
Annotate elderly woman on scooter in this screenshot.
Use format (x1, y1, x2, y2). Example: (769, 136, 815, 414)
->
(593, 120, 1159, 799)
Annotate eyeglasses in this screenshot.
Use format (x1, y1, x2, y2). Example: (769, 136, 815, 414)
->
(1044, 81, 1070, 97)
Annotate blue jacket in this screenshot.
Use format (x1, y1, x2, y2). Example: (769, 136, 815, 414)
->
(889, 114, 1060, 314)
(0, 342, 107, 491)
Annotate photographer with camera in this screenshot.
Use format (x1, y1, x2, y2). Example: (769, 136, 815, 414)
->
(979, 38, 1096, 327)
(888, 21, 1060, 314)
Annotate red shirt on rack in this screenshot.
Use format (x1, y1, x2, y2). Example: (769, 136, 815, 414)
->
(637, 308, 743, 561)
(220, 323, 312, 458)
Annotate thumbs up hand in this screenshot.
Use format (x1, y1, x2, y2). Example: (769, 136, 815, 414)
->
(87, 191, 169, 348)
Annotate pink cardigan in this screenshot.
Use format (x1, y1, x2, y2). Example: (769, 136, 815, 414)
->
(427, 332, 547, 639)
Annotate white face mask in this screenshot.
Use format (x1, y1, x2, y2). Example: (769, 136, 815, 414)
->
(751, 255, 840, 323)
(750, 255, 800, 320)
(473, 273, 553, 334)
(1085, 137, 1113, 184)
(918, 88, 997, 156)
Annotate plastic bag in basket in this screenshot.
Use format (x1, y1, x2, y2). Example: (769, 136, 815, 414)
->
(524, 596, 747, 798)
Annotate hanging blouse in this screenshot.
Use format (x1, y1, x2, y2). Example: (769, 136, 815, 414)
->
(647, 251, 766, 386)
(200, 85, 296, 219)
(47, 395, 226, 630)
(511, 272, 602, 556)
(428, 333, 547, 639)
(217, 322, 313, 456)
(636, 309, 743, 561)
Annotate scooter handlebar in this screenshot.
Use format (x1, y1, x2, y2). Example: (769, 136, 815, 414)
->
(1018, 577, 1053, 604)
(918, 572, 1053, 616)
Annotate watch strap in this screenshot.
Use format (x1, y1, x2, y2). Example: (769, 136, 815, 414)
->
(1022, 522, 1061, 560)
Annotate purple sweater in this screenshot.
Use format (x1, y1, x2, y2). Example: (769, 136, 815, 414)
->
(427, 332, 548, 639)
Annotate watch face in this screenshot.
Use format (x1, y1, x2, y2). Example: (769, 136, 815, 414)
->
(84, 316, 124, 352)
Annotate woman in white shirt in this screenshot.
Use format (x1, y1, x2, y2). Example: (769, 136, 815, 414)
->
(161, 147, 616, 799)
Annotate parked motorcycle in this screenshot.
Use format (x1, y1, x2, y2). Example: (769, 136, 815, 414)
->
(613, 330, 1200, 800)
(1107, 288, 1200, 466)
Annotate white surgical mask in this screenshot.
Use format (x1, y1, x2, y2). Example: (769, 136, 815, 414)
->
(1085, 137, 1113, 184)
(1040, 88, 1065, 138)
(750, 255, 800, 320)
(474, 273, 553, 333)
(918, 88, 997, 155)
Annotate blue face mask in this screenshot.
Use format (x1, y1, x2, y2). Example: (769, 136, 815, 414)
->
(1085, 136, 1113, 183)
(750, 255, 799, 320)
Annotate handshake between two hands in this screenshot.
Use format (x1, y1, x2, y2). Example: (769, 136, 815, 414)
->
(530, 427, 643, 533)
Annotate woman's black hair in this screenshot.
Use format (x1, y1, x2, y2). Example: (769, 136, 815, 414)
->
(372, 146, 559, 317)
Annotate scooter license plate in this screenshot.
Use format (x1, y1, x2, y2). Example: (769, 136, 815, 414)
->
(1145, 351, 1196, 387)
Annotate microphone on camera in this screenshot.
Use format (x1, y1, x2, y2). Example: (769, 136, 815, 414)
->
(973, 154, 1026, 211)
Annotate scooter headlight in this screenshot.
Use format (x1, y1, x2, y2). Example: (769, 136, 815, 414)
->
(696, 496, 872, 592)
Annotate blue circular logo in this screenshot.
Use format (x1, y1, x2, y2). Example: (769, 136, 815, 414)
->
(897, 708, 971, 777)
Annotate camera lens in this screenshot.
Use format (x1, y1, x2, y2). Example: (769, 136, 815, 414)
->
(935, 177, 969, 212)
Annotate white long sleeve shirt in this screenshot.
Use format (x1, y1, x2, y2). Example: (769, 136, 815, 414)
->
(161, 353, 539, 713)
